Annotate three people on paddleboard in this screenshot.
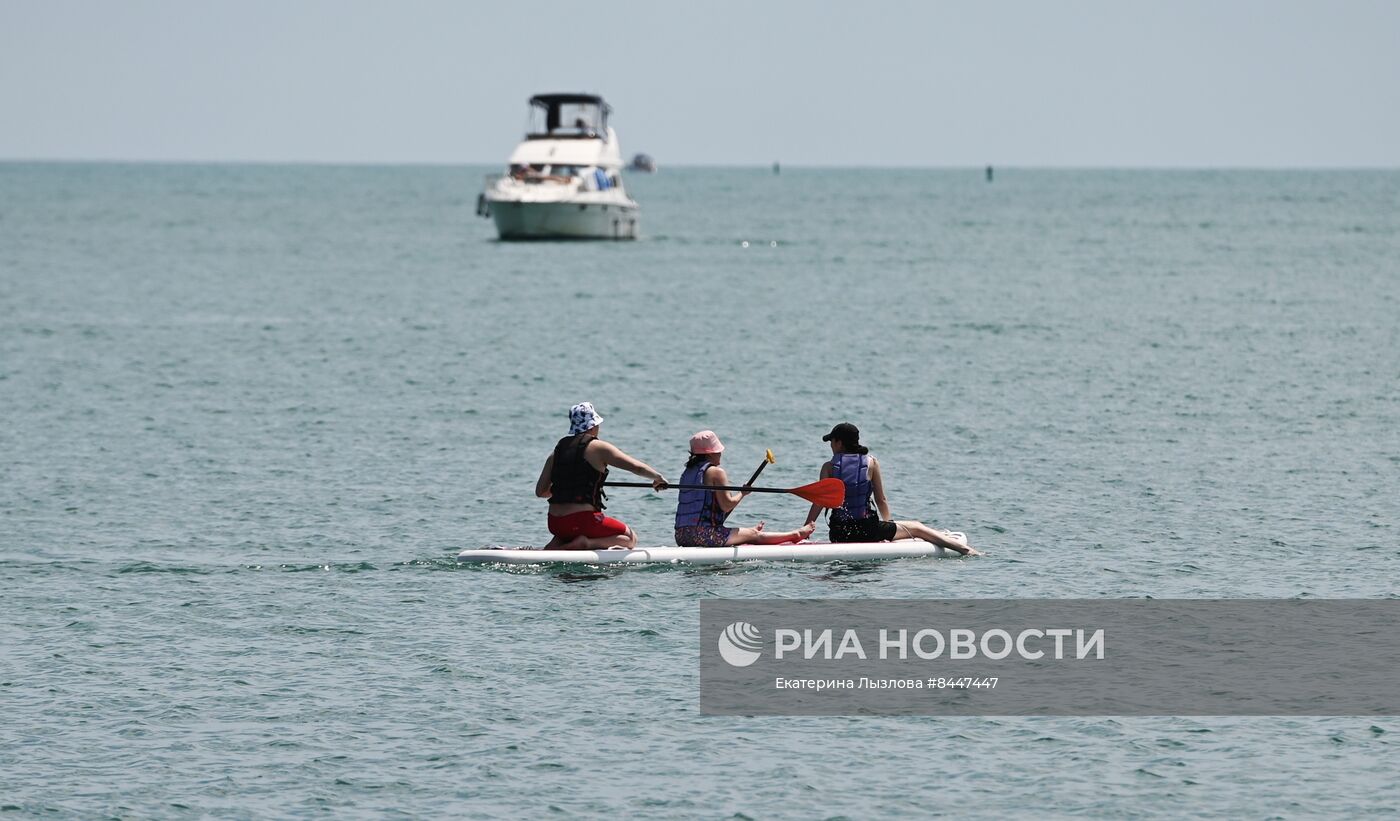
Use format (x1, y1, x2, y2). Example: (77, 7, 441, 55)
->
(803, 423, 977, 556)
(537, 403, 976, 554)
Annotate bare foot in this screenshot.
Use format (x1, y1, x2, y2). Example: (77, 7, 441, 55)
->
(940, 531, 979, 556)
(768, 522, 817, 545)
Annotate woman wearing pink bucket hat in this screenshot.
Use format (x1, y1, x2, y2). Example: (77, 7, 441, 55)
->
(673, 430, 816, 547)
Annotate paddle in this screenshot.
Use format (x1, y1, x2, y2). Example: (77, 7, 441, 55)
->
(605, 477, 845, 508)
(744, 449, 776, 487)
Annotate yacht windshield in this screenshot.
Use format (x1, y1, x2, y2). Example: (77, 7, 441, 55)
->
(526, 95, 611, 139)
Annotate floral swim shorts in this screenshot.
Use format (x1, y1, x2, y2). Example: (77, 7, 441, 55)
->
(674, 525, 734, 547)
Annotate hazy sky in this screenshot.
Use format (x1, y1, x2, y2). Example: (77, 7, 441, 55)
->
(2, 0, 1397, 166)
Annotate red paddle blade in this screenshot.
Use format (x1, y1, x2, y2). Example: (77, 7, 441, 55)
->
(790, 478, 845, 508)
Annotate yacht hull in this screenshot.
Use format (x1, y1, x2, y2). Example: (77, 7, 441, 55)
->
(489, 200, 640, 240)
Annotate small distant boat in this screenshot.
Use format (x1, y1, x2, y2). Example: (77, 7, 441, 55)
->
(478, 93, 639, 240)
(629, 153, 657, 173)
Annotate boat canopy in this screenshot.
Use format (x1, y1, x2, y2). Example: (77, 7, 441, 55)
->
(526, 93, 611, 140)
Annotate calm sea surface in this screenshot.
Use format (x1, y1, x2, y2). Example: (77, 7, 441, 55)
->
(2, 164, 1398, 817)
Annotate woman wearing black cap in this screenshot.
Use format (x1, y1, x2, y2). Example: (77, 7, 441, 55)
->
(803, 423, 977, 555)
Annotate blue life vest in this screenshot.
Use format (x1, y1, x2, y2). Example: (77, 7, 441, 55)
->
(830, 453, 873, 521)
(674, 461, 728, 528)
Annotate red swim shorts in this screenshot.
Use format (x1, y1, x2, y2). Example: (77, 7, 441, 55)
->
(547, 511, 629, 540)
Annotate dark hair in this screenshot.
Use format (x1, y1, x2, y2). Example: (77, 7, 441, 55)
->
(823, 422, 868, 455)
(685, 452, 710, 469)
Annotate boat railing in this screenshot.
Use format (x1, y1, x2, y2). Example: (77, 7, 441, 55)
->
(487, 171, 587, 190)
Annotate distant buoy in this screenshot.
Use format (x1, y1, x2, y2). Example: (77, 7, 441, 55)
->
(773, 161, 780, 175)
(770, 240, 778, 247)
(986, 165, 994, 182)
(741, 241, 750, 248)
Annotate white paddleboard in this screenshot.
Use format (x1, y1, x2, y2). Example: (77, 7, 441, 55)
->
(456, 540, 959, 566)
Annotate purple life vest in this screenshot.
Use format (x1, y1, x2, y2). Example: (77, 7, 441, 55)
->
(830, 452, 873, 521)
(674, 461, 729, 528)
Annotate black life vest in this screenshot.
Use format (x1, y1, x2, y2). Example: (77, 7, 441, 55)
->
(549, 434, 608, 509)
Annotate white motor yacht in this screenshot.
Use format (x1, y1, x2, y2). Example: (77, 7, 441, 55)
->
(478, 93, 639, 240)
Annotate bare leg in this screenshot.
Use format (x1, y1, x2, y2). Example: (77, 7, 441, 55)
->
(894, 521, 978, 556)
(543, 535, 567, 550)
(585, 526, 637, 551)
(728, 521, 816, 546)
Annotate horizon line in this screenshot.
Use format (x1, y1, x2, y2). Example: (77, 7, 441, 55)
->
(3, 157, 1399, 172)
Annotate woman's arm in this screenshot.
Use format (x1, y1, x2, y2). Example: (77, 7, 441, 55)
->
(535, 453, 555, 498)
(707, 466, 745, 512)
(869, 457, 892, 520)
(804, 461, 833, 525)
(593, 441, 668, 490)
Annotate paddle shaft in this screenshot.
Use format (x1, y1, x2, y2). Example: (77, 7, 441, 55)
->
(743, 455, 773, 487)
(606, 481, 793, 495)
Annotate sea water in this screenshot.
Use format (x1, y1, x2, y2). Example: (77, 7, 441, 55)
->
(2, 164, 1398, 816)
